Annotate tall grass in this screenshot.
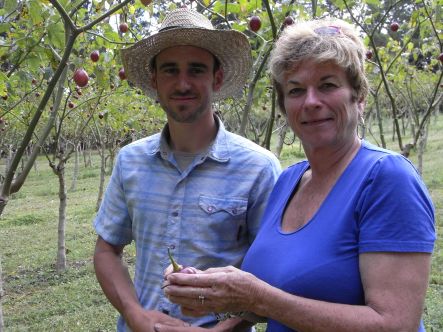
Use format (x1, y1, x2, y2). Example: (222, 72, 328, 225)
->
(0, 115, 442, 331)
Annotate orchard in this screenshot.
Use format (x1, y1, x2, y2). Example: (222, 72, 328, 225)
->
(0, 0, 442, 330)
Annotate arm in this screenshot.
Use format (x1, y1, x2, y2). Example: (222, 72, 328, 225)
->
(93, 236, 185, 332)
(164, 252, 431, 332)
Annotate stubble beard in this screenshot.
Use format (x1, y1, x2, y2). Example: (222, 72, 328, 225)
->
(162, 95, 211, 124)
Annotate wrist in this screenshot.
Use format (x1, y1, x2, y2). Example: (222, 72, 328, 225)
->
(122, 303, 145, 329)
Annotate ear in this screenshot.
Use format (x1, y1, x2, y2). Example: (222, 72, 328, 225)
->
(212, 68, 224, 92)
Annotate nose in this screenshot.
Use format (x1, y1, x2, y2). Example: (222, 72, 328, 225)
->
(303, 87, 322, 110)
(176, 73, 191, 92)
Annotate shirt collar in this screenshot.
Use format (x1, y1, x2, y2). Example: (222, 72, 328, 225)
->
(149, 115, 231, 163)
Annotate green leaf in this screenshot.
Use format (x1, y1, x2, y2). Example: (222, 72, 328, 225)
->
(48, 22, 65, 49)
(0, 72, 8, 96)
(0, 23, 10, 34)
(364, 0, 380, 7)
(29, 1, 44, 25)
(3, 0, 17, 13)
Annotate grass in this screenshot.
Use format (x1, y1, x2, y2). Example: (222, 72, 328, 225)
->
(0, 115, 442, 331)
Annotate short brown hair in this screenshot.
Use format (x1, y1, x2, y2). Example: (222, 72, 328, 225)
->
(269, 18, 369, 114)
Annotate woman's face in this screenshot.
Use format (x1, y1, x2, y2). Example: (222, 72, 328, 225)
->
(282, 60, 364, 152)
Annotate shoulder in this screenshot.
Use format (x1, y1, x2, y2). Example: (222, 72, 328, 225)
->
(224, 131, 280, 166)
(118, 133, 161, 157)
(274, 160, 308, 186)
(359, 140, 421, 181)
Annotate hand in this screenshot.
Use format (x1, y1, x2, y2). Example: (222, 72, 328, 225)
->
(154, 316, 253, 332)
(154, 324, 210, 332)
(164, 266, 261, 316)
(125, 308, 189, 332)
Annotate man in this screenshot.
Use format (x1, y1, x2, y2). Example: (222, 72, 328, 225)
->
(93, 7, 281, 331)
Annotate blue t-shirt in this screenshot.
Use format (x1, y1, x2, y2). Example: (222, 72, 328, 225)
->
(242, 140, 436, 332)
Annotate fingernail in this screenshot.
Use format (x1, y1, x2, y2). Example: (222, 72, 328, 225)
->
(154, 323, 161, 332)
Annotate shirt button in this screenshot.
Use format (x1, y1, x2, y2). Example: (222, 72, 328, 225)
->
(172, 211, 179, 217)
(207, 206, 214, 212)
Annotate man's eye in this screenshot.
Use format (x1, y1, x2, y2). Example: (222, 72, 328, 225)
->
(162, 68, 178, 74)
(190, 68, 205, 74)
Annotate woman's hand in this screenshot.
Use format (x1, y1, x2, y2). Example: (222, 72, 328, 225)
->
(163, 266, 263, 316)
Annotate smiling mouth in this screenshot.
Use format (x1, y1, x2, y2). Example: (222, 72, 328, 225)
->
(302, 118, 333, 125)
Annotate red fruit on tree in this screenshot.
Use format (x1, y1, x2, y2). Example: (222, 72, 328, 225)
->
(118, 68, 126, 80)
(390, 22, 399, 32)
(32, 78, 37, 85)
(98, 112, 104, 119)
(438, 53, 443, 63)
(68, 102, 75, 108)
(284, 16, 294, 26)
(140, 0, 152, 6)
(73, 69, 89, 87)
(90, 50, 100, 62)
(366, 50, 373, 60)
(249, 16, 261, 33)
(119, 22, 129, 33)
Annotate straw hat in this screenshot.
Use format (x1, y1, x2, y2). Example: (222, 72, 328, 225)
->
(121, 8, 252, 101)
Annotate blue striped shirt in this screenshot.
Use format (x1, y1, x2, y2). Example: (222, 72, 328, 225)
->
(94, 118, 281, 330)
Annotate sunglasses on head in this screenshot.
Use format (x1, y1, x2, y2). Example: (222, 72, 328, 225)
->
(313, 26, 341, 36)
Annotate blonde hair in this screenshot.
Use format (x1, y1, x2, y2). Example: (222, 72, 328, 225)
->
(269, 18, 369, 114)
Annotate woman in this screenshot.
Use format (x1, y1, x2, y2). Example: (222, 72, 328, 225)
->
(160, 18, 436, 332)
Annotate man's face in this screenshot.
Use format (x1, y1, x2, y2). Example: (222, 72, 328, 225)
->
(151, 45, 224, 123)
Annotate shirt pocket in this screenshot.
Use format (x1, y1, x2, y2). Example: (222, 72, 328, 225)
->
(198, 195, 247, 217)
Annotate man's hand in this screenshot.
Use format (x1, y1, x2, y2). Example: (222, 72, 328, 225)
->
(126, 308, 190, 332)
(153, 316, 253, 332)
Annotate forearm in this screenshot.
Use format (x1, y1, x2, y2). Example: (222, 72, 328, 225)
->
(251, 279, 421, 332)
(93, 247, 142, 322)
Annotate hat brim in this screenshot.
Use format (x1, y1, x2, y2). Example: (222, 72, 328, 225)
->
(121, 27, 252, 101)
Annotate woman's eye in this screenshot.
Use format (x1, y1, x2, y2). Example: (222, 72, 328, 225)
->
(321, 82, 337, 90)
(288, 87, 304, 96)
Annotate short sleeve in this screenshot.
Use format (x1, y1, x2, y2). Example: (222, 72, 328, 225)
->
(356, 154, 436, 253)
(246, 156, 281, 243)
(93, 151, 133, 245)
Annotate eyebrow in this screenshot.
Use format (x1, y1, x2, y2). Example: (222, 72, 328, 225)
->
(287, 74, 337, 85)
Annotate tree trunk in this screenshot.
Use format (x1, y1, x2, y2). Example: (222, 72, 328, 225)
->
(56, 162, 67, 272)
(0, 256, 4, 331)
(372, 96, 386, 149)
(417, 121, 430, 176)
(262, 89, 276, 150)
(96, 143, 106, 212)
(70, 144, 79, 192)
(275, 122, 288, 159)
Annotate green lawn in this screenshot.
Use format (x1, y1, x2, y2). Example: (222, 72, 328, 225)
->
(0, 116, 442, 331)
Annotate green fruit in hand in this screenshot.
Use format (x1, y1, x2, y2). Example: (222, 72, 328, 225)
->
(167, 248, 197, 274)
(168, 247, 183, 272)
